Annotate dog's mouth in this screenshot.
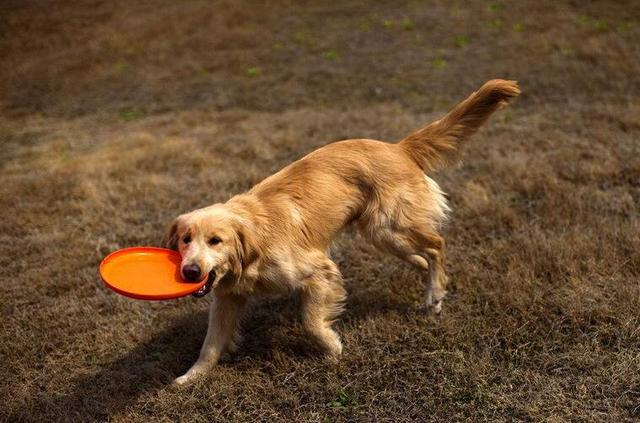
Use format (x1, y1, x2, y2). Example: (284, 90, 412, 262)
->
(191, 271, 216, 298)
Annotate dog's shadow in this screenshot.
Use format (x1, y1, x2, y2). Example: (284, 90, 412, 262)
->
(12, 288, 411, 421)
(9, 310, 209, 421)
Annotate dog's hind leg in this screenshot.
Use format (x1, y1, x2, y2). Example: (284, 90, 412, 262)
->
(300, 256, 346, 358)
(365, 223, 448, 314)
(406, 243, 448, 314)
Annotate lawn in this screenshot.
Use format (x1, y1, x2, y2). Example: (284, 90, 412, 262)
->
(1, 0, 639, 421)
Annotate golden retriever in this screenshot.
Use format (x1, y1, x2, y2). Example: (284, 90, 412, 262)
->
(164, 79, 520, 384)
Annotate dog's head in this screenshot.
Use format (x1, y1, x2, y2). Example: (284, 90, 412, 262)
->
(163, 205, 261, 289)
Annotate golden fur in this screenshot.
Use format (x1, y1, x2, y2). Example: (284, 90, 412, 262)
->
(165, 79, 520, 384)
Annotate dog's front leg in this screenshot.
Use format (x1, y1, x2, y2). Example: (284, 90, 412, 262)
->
(301, 257, 346, 358)
(174, 294, 246, 385)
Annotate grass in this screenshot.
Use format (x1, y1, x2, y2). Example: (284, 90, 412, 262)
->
(328, 389, 357, 408)
(323, 50, 339, 61)
(454, 35, 470, 48)
(488, 2, 501, 13)
(246, 67, 260, 77)
(489, 18, 504, 29)
(432, 58, 447, 69)
(382, 19, 395, 29)
(401, 18, 414, 31)
(1, 0, 639, 421)
(381, 17, 414, 31)
(119, 109, 142, 121)
(577, 14, 612, 32)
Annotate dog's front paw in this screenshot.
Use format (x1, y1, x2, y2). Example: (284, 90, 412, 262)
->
(426, 291, 445, 315)
(172, 368, 203, 386)
(172, 374, 193, 386)
(428, 299, 443, 315)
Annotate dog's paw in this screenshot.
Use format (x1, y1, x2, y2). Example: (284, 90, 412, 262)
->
(325, 331, 343, 360)
(426, 290, 446, 315)
(172, 369, 201, 386)
(428, 299, 443, 315)
(172, 374, 192, 386)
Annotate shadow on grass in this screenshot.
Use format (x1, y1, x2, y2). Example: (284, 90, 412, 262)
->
(11, 287, 411, 421)
(9, 310, 208, 422)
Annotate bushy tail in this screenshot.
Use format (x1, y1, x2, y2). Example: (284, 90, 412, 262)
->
(399, 79, 520, 172)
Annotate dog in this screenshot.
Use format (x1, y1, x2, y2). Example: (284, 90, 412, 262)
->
(164, 79, 520, 384)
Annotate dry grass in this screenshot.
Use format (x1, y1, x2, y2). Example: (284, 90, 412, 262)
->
(1, 0, 639, 421)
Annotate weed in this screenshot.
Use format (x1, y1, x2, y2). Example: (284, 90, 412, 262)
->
(119, 110, 141, 121)
(323, 50, 338, 61)
(617, 22, 632, 32)
(328, 389, 357, 407)
(490, 18, 504, 29)
(432, 58, 447, 69)
(454, 35, 470, 48)
(401, 18, 414, 31)
(246, 67, 260, 77)
(578, 15, 610, 32)
(113, 62, 128, 72)
(593, 19, 608, 31)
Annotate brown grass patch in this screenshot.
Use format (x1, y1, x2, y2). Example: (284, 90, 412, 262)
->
(1, 1, 639, 421)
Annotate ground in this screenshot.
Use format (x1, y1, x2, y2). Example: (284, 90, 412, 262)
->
(1, 0, 639, 421)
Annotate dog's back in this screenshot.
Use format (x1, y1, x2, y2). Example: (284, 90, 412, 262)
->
(248, 79, 520, 252)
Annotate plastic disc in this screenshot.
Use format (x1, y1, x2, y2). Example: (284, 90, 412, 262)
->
(99, 247, 207, 300)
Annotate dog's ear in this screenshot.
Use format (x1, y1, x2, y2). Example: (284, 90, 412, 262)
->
(162, 218, 180, 251)
(237, 224, 261, 266)
(231, 222, 262, 280)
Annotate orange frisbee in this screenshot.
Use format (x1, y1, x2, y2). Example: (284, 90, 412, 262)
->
(99, 247, 207, 300)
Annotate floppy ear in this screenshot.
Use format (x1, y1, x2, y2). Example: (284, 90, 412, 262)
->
(237, 224, 261, 266)
(230, 222, 262, 281)
(162, 218, 180, 251)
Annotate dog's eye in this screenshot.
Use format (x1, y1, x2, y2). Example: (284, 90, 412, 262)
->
(208, 236, 222, 246)
(183, 235, 191, 244)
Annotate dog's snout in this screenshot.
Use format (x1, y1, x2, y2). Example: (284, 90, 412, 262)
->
(182, 264, 202, 282)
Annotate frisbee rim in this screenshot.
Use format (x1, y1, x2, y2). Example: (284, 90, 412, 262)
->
(99, 246, 207, 301)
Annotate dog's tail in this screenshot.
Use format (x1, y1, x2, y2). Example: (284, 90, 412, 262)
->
(399, 79, 520, 172)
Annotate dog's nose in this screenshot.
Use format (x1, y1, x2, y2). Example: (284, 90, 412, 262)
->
(182, 264, 202, 282)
